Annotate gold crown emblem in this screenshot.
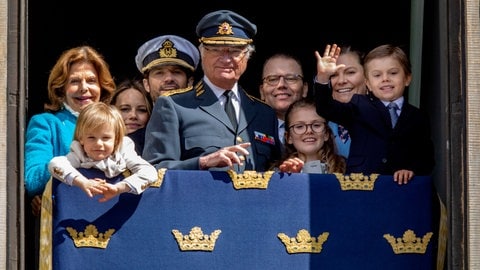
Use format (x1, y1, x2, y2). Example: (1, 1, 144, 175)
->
(383, 229, 433, 254)
(334, 173, 379, 191)
(227, 170, 274, 189)
(66, 224, 115, 249)
(159, 39, 177, 58)
(278, 229, 329, 254)
(217, 22, 234, 35)
(172, 226, 222, 252)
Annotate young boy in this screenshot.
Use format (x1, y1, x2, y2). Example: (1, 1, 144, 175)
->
(48, 103, 158, 202)
(314, 44, 435, 184)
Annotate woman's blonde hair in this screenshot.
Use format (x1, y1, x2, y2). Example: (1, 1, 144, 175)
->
(74, 103, 126, 153)
(45, 46, 116, 111)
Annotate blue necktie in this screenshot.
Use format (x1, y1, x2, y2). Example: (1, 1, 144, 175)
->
(388, 102, 399, 127)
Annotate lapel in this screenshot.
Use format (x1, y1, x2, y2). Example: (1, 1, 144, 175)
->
(396, 102, 413, 127)
(372, 98, 393, 129)
(194, 80, 237, 132)
(236, 87, 258, 133)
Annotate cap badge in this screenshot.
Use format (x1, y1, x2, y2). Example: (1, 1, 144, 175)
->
(217, 22, 234, 36)
(159, 39, 177, 58)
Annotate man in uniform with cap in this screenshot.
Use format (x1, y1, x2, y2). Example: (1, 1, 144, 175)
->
(129, 35, 199, 152)
(135, 34, 200, 102)
(143, 9, 281, 172)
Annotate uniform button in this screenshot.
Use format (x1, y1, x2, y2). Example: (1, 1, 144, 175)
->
(236, 136, 243, 143)
(382, 158, 388, 163)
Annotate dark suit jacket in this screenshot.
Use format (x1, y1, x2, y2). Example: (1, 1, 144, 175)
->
(314, 83, 435, 175)
(143, 80, 281, 172)
(127, 127, 146, 155)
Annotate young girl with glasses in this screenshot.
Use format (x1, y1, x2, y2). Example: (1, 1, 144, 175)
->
(274, 98, 346, 174)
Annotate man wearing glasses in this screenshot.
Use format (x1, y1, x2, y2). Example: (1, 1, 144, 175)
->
(143, 9, 281, 172)
(259, 54, 309, 150)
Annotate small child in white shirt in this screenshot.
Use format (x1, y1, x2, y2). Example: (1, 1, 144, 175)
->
(48, 102, 158, 202)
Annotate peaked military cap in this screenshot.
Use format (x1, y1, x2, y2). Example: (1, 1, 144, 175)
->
(135, 35, 200, 73)
(196, 10, 257, 46)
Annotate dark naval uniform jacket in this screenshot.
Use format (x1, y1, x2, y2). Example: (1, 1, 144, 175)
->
(314, 82, 435, 176)
(143, 80, 281, 172)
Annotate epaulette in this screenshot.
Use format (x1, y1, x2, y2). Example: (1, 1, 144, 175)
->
(245, 91, 268, 105)
(161, 86, 193, 97)
(194, 81, 206, 97)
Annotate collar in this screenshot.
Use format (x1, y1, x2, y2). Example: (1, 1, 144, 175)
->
(382, 96, 404, 108)
(63, 102, 80, 117)
(203, 76, 239, 100)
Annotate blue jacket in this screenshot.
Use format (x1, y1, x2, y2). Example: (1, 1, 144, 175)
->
(24, 108, 76, 196)
(328, 121, 351, 159)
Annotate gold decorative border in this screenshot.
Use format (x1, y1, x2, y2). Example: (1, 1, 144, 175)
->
(39, 178, 53, 270)
(150, 168, 167, 188)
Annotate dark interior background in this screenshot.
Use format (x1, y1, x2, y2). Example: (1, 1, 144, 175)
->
(27, 1, 410, 120)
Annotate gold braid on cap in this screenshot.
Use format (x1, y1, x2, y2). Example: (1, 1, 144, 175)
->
(141, 39, 195, 73)
(199, 37, 252, 45)
(141, 59, 195, 73)
(199, 21, 252, 45)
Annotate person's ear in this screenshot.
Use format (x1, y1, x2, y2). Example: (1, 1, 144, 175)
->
(142, 78, 151, 92)
(301, 82, 308, 98)
(259, 85, 266, 101)
(405, 74, 412, 86)
(286, 132, 293, 144)
(188, 76, 194, 87)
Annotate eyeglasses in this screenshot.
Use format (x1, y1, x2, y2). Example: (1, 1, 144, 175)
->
(263, 74, 304, 86)
(289, 122, 326, 135)
(203, 46, 249, 60)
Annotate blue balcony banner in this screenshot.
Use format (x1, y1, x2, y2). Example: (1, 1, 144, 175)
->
(45, 169, 439, 270)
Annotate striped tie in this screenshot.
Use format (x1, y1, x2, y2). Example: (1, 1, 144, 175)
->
(388, 102, 399, 127)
